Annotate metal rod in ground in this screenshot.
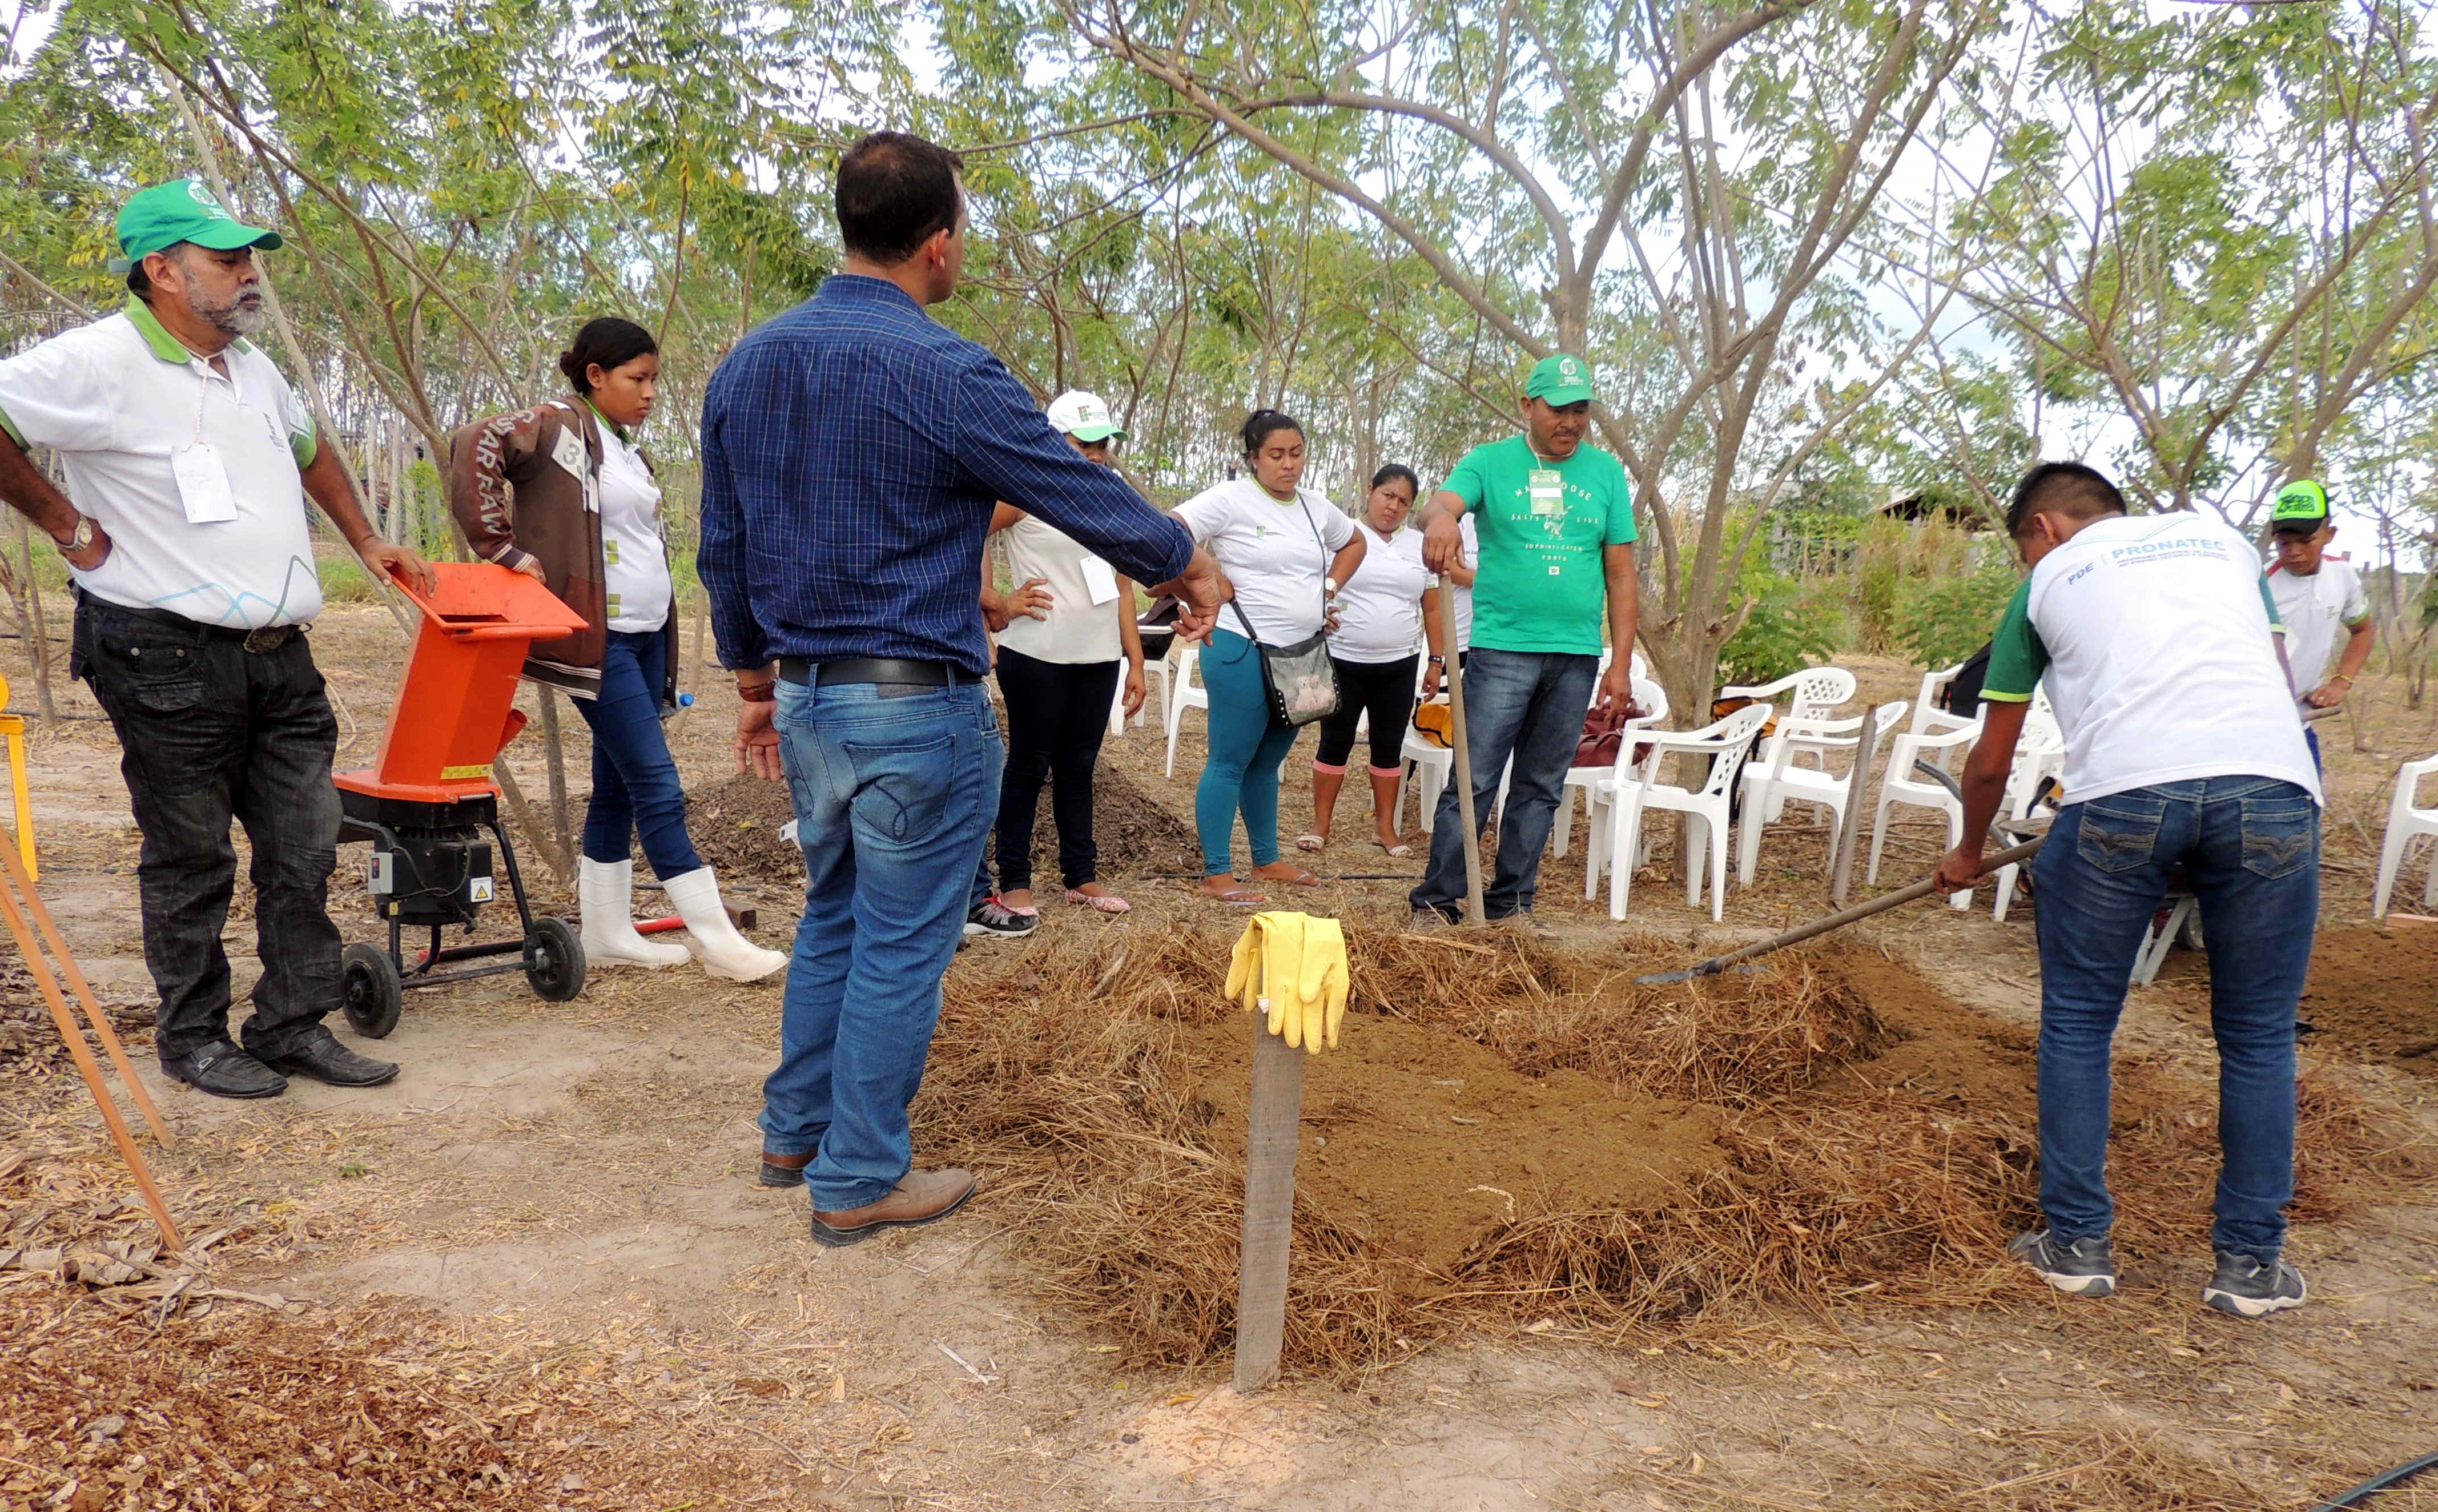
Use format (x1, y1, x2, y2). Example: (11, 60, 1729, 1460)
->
(0, 860, 183, 1250)
(1233, 1008, 1306, 1393)
(1433, 576, 1486, 926)
(1638, 836, 2047, 985)
(0, 827, 173, 1146)
(1827, 703, 1881, 908)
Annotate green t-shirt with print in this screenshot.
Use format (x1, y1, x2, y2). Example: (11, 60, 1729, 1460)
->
(1441, 435, 1637, 655)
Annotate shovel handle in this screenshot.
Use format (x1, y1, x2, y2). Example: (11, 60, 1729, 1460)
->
(1655, 835, 2048, 981)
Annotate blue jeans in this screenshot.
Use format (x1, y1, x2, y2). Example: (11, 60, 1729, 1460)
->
(2031, 777, 2319, 1261)
(572, 628, 701, 878)
(1411, 649, 1598, 920)
(1194, 628, 1302, 876)
(760, 678, 1003, 1211)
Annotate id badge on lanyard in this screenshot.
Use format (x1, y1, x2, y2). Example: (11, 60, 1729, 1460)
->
(1527, 468, 1565, 518)
(172, 380, 240, 524)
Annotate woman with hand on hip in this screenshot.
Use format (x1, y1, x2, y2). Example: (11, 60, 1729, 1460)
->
(1172, 409, 1365, 904)
(970, 390, 1147, 930)
(1300, 464, 1441, 857)
(450, 317, 784, 981)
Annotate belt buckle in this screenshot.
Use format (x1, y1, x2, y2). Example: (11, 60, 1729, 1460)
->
(242, 626, 288, 654)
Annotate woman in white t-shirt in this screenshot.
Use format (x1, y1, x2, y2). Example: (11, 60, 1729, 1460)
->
(1301, 465, 1443, 856)
(452, 319, 781, 982)
(967, 391, 1148, 928)
(1173, 411, 1366, 903)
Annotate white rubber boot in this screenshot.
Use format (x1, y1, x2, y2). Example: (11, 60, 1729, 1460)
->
(663, 867, 787, 982)
(580, 857, 690, 968)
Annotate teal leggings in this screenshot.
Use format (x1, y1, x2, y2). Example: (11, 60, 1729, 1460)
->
(1196, 628, 1302, 876)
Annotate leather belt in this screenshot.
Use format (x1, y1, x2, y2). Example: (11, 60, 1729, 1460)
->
(79, 592, 304, 654)
(777, 656, 959, 687)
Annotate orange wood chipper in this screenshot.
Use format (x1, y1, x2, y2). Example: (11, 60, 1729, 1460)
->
(335, 564, 591, 1037)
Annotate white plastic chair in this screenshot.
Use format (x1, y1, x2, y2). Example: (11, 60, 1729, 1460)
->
(1722, 667, 1857, 813)
(1735, 702, 1909, 887)
(1910, 661, 1981, 739)
(1869, 712, 1986, 909)
(2372, 753, 2438, 919)
(1586, 702, 1773, 922)
(1162, 645, 1208, 779)
(1554, 677, 1669, 859)
(1112, 648, 1172, 738)
(1989, 700, 2067, 921)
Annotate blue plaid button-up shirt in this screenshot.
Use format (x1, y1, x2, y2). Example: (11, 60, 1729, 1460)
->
(698, 275, 1193, 677)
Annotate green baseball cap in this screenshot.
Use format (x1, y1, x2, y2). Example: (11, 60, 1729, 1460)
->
(116, 179, 283, 264)
(1524, 353, 1595, 406)
(2270, 478, 2330, 534)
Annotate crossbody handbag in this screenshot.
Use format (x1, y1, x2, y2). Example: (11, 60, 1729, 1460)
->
(1227, 497, 1342, 726)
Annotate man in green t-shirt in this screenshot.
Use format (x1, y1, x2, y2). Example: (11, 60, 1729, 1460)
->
(1411, 353, 1640, 928)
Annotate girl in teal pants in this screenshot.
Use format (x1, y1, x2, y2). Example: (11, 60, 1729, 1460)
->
(1195, 626, 1301, 879)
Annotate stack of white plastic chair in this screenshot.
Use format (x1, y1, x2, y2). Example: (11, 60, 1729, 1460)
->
(1734, 702, 1909, 887)
(1553, 676, 1669, 858)
(2372, 752, 2438, 919)
(1585, 702, 1773, 922)
(1988, 693, 2067, 921)
(1162, 645, 1209, 779)
(1869, 709, 1986, 908)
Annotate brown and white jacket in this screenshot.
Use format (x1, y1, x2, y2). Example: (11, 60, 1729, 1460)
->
(446, 397, 679, 703)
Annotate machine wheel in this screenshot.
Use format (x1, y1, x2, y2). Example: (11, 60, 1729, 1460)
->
(525, 915, 586, 1002)
(341, 943, 404, 1039)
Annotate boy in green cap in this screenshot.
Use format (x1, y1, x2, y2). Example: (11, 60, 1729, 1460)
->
(0, 180, 433, 1100)
(2264, 479, 2372, 771)
(1411, 352, 1639, 928)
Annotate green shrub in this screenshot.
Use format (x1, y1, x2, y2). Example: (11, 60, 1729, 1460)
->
(317, 549, 385, 604)
(1889, 557, 2019, 671)
(1719, 562, 1845, 687)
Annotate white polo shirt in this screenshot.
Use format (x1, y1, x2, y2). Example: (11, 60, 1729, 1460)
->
(2267, 556, 2369, 695)
(0, 300, 323, 629)
(1980, 512, 2320, 805)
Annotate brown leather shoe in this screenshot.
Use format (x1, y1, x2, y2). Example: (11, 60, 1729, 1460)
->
(809, 1168, 978, 1248)
(760, 1150, 812, 1187)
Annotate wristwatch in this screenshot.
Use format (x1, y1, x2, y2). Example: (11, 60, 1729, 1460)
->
(55, 515, 95, 554)
(1323, 577, 1339, 596)
(1427, 654, 1445, 664)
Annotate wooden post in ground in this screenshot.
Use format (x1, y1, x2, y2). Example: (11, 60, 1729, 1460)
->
(1434, 578, 1487, 926)
(1828, 703, 1882, 908)
(1233, 1008, 1306, 1393)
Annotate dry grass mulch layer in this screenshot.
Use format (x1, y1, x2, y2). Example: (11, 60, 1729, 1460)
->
(0, 1294, 759, 1512)
(922, 919, 2435, 1379)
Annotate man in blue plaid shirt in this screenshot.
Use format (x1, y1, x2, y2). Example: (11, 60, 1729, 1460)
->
(699, 131, 1219, 1248)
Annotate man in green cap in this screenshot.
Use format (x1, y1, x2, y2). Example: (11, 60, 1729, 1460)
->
(0, 179, 435, 1100)
(2264, 478, 2372, 772)
(1411, 352, 1639, 928)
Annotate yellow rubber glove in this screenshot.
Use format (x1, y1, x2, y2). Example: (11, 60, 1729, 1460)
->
(1257, 912, 1306, 1044)
(1224, 916, 1266, 1014)
(1298, 916, 1350, 1051)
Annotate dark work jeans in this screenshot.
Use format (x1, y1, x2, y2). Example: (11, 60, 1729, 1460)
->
(1411, 648, 1598, 920)
(2031, 777, 2319, 1261)
(572, 628, 702, 879)
(991, 647, 1120, 893)
(74, 596, 345, 1063)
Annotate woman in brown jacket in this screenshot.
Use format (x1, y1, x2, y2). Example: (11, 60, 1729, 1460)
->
(449, 318, 783, 981)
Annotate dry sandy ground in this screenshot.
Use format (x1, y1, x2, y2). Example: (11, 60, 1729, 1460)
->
(3, 605, 2435, 1511)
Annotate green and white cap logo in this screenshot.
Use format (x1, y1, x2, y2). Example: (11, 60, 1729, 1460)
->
(1046, 389, 1125, 443)
(1524, 353, 1595, 405)
(2270, 479, 2330, 531)
(115, 178, 284, 264)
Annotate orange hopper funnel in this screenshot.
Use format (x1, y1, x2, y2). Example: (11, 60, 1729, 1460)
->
(335, 563, 589, 805)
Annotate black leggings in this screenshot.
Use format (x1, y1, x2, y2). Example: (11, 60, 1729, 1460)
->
(992, 647, 1121, 891)
(1314, 653, 1419, 773)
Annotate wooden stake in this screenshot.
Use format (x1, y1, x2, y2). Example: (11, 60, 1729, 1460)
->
(1433, 578, 1487, 926)
(1828, 703, 1881, 908)
(0, 843, 182, 1250)
(0, 830, 172, 1147)
(1233, 1007, 1306, 1393)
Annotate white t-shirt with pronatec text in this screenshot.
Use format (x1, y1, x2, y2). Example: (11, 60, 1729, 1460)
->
(1329, 519, 1430, 663)
(1980, 512, 2319, 806)
(1173, 479, 1355, 645)
(2267, 556, 2369, 697)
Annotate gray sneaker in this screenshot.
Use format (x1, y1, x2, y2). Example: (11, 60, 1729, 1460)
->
(2202, 1250, 2307, 1317)
(2009, 1230, 2117, 1297)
